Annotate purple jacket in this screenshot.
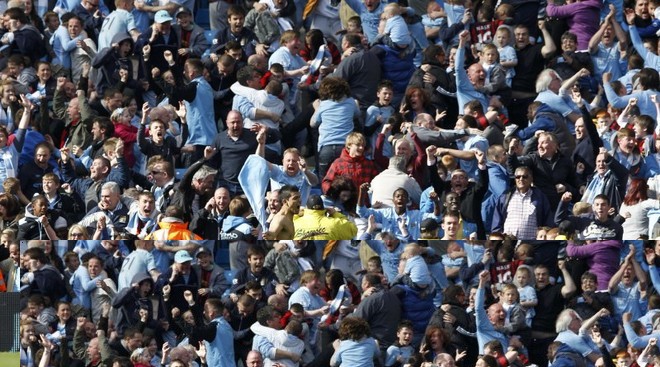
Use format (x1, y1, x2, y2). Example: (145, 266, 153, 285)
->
(547, 0, 602, 50)
(566, 240, 622, 290)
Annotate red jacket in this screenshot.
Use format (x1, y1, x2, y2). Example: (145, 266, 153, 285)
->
(322, 148, 381, 194)
(113, 123, 137, 168)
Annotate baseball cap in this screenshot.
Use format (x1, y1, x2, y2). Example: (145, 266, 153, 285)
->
(174, 250, 193, 263)
(154, 10, 173, 24)
(420, 218, 439, 232)
(306, 195, 324, 210)
(175, 7, 192, 17)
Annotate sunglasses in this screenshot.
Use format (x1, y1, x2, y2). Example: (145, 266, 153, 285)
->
(515, 175, 529, 180)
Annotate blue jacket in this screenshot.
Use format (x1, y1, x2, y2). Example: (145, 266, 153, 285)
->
(394, 285, 435, 346)
(374, 45, 416, 99)
(482, 162, 510, 231)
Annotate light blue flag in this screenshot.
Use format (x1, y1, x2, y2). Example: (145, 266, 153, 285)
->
(238, 154, 270, 230)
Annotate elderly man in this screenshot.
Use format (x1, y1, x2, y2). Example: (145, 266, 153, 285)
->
(554, 308, 608, 364)
(78, 182, 130, 234)
(580, 147, 628, 209)
(534, 69, 583, 125)
(370, 155, 422, 207)
(492, 166, 554, 239)
(409, 113, 476, 147)
(507, 132, 577, 209)
(170, 147, 218, 222)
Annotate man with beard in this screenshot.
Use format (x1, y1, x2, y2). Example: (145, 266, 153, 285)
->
(264, 185, 301, 240)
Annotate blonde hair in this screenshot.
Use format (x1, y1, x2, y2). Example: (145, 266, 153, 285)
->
(345, 132, 366, 149)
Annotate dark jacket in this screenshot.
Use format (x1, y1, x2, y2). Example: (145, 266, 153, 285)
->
(583, 155, 628, 212)
(112, 273, 164, 337)
(10, 24, 47, 64)
(30, 264, 67, 303)
(430, 164, 489, 239)
(169, 158, 213, 223)
(408, 59, 457, 114)
(91, 32, 135, 95)
(508, 150, 577, 209)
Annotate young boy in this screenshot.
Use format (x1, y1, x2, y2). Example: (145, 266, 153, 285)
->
(365, 80, 395, 157)
(137, 103, 181, 166)
(393, 243, 434, 296)
(374, 3, 413, 57)
(42, 172, 82, 223)
(386, 320, 415, 367)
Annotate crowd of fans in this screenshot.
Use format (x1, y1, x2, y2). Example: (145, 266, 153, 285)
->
(0, 0, 659, 243)
(13, 236, 660, 367)
(7, 0, 660, 365)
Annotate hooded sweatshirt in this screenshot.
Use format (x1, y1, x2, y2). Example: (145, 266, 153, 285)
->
(16, 203, 67, 240)
(220, 215, 255, 242)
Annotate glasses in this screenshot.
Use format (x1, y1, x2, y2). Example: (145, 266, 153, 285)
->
(70, 233, 84, 237)
(149, 171, 163, 176)
(515, 175, 529, 180)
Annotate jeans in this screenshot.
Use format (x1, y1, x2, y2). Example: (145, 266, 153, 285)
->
(317, 144, 344, 180)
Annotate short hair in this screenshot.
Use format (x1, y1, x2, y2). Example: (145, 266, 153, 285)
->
(226, 5, 245, 18)
(192, 165, 217, 182)
(633, 115, 655, 135)
(229, 196, 251, 217)
(218, 54, 236, 68)
(536, 69, 560, 93)
(43, 11, 59, 23)
(247, 245, 266, 258)
(4, 8, 28, 24)
(237, 65, 259, 85)
(237, 294, 256, 308)
(616, 127, 635, 139)
(31, 194, 48, 206)
(147, 157, 174, 178)
(34, 141, 53, 154)
(257, 305, 276, 325)
(300, 270, 320, 285)
(42, 172, 60, 184)
(363, 273, 382, 288)
(225, 40, 242, 52)
(270, 63, 284, 74)
(205, 298, 225, 316)
(377, 80, 394, 92)
(343, 33, 362, 47)
(164, 205, 184, 219)
(265, 80, 282, 96)
(345, 132, 366, 149)
(94, 117, 115, 138)
(556, 309, 579, 333)
(397, 319, 414, 331)
(24, 247, 47, 264)
(465, 100, 484, 115)
(185, 58, 204, 75)
(560, 31, 577, 43)
(101, 181, 121, 195)
(581, 271, 597, 283)
(279, 185, 300, 202)
(279, 30, 299, 45)
(7, 54, 26, 67)
(103, 88, 121, 100)
(593, 194, 610, 205)
(638, 68, 660, 90)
